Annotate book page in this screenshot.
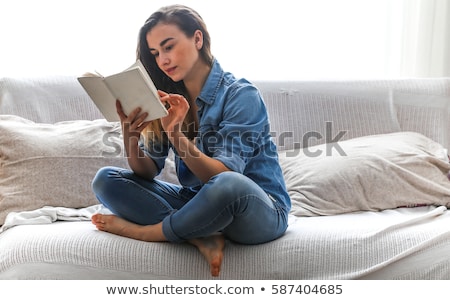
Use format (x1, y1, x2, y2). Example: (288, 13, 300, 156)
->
(132, 59, 159, 98)
(103, 67, 168, 122)
(77, 76, 119, 122)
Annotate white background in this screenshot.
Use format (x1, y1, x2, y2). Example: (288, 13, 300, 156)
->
(0, 0, 448, 80)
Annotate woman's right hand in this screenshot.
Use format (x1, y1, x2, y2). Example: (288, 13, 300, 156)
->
(116, 99, 151, 142)
(116, 99, 158, 179)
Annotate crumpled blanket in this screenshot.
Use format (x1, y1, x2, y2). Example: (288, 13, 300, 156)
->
(0, 204, 111, 233)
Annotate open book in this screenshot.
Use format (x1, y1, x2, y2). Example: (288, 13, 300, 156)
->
(77, 60, 168, 122)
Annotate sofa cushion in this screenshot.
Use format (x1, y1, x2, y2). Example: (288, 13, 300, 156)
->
(279, 131, 450, 217)
(0, 115, 128, 225)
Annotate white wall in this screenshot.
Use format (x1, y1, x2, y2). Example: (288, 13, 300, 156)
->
(0, 0, 446, 80)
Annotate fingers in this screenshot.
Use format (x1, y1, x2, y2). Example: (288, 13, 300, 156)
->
(128, 106, 147, 122)
(116, 100, 127, 120)
(159, 93, 189, 110)
(158, 90, 168, 97)
(116, 99, 148, 124)
(126, 109, 150, 132)
(116, 99, 150, 135)
(158, 90, 189, 110)
(168, 94, 182, 106)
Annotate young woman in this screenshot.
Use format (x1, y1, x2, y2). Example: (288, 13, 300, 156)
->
(91, 4, 291, 277)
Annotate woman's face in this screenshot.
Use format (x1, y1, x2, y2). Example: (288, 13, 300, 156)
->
(146, 23, 202, 82)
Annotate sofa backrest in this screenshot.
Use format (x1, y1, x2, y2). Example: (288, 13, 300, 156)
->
(0, 76, 103, 123)
(254, 79, 450, 151)
(1, 76, 449, 151)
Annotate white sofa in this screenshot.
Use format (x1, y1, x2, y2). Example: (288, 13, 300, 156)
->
(1, 75, 450, 279)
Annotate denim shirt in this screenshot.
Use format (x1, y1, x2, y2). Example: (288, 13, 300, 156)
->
(141, 59, 291, 212)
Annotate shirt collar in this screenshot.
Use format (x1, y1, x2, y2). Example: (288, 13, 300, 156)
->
(197, 58, 224, 106)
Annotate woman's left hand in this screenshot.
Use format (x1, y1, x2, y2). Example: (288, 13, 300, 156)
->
(158, 90, 189, 134)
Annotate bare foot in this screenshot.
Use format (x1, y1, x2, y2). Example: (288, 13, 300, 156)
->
(92, 214, 225, 276)
(91, 214, 166, 242)
(189, 234, 225, 277)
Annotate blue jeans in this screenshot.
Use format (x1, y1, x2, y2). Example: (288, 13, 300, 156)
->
(92, 167, 289, 244)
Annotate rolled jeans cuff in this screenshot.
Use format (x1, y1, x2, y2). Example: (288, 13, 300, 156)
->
(162, 213, 184, 243)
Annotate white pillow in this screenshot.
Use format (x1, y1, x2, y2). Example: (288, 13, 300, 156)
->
(279, 131, 450, 217)
(0, 115, 128, 225)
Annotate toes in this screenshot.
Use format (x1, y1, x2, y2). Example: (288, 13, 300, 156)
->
(91, 214, 100, 224)
(211, 268, 220, 277)
(91, 214, 104, 224)
(210, 256, 222, 277)
(91, 214, 107, 231)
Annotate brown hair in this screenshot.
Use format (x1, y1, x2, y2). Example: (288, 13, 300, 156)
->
(136, 4, 213, 142)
